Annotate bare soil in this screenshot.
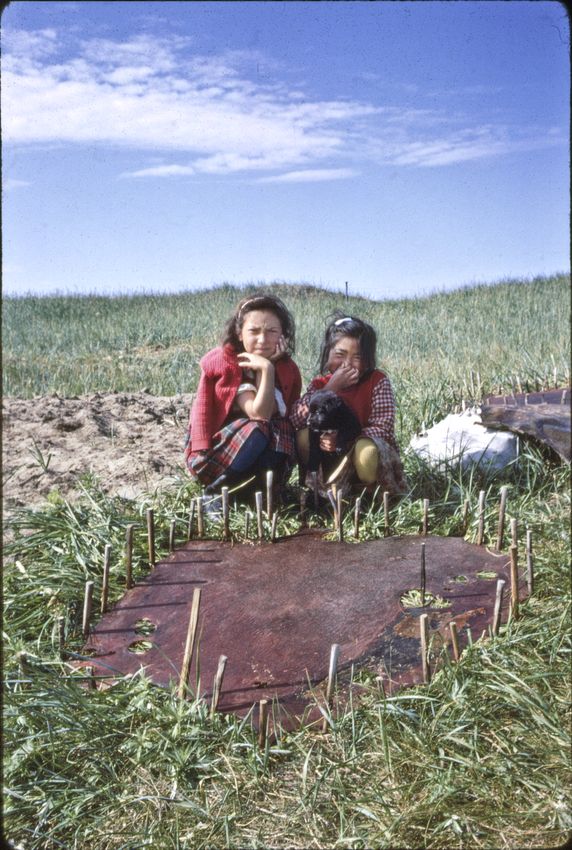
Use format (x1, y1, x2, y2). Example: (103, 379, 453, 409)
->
(2, 392, 194, 513)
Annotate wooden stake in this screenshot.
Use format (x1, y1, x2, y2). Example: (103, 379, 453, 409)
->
(85, 665, 97, 691)
(255, 491, 264, 541)
(82, 580, 94, 637)
(125, 523, 134, 589)
(526, 528, 534, 594)
(420, 613, 430, 683)
(496, 486, 508, 551)
(221, 487, 230, 540)
(420, 542, 426, 606)
(258, 699, 269, 749)
(449, 621, 460, 661)
(422, 498, 429, 536)
(210, 654, 228, 717)
(266, 470, 274, 520)
(196, 497, 204, 539)
(353, 496, 361, 540)
(332, 483, 340, 528)
(322, 643, 341, 732)
(492, 578, 506, 635)
(187, 500, 196, 540)
(17, 651, 28, 679)
(299, 488, 307, 527)
(383, 491, 390, 537)
(169, 518, 176, 553)
(327, 488, 338, 528)
(510, 544, 520, 620)
(270, 512, 278, 543)
(101, 543, 111, 614)
(311, 471, 319, 509)
(476, 490, 486, 545)
(146, 508, 155, 567)
(178, 587, 202, 699)
(462, 499, 469, 535)
(510, 517, 518, 549)
(337, 488, 344, 542)
(58, 615, 66, 659)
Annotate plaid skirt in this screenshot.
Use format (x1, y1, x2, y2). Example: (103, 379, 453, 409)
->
(187, 417, 296, 486)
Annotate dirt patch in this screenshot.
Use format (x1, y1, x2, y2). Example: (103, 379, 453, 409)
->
(2, 392, 194, 513)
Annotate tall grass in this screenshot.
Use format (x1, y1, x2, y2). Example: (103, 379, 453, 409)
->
(3, 275, 570, 428)
(3, 275, 571, 848)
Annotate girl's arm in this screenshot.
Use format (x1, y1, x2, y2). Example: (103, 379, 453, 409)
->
(290, 381, 323, 429)
(362, 376, 398, 450)
(235, 353, 276, 420)
(290, 365, 358, 432)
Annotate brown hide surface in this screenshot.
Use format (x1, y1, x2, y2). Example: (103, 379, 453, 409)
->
(84, 532, 524, 730)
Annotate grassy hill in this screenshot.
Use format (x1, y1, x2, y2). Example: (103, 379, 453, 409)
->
(3, 272, 570, 444)
(3, 274, 571, 849)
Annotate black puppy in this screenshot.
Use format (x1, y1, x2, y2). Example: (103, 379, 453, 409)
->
(306, 389, 362, 473)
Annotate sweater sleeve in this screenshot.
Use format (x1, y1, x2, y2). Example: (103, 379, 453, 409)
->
(361, 375, 398, 450)
(276, 357, 303, 415)
(289, 376, 328, 430)
(188, 372, 216, 452)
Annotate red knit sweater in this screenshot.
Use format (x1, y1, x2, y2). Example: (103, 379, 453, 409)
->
(304, 370, 386, 427)
(186, 344, 302, 454)
(290, 368, 399, 451)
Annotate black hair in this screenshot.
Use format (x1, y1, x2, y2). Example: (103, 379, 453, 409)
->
(222, 293, 296, 353)
(319, 310, 377, 375)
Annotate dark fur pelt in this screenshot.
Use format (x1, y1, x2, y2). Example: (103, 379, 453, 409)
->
(306, 390, 362, 473)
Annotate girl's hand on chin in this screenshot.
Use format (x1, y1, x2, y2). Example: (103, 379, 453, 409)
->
(237, 352, 273, 372)
(328, 362, 360, 391)
(269, 335, 287, 362)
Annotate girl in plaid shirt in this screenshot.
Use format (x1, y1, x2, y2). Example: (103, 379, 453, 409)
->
(290, 312, 407, 496)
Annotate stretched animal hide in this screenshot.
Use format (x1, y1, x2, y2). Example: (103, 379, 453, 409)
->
(306, 390, 362, 473)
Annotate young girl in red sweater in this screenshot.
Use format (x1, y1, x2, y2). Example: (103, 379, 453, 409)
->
(185, 294, 301, 499)
(290, 312, 407, 496)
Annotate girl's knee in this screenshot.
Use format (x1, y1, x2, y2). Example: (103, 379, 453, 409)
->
(353, 438, 378, 484)
(296, 428, 310, 463)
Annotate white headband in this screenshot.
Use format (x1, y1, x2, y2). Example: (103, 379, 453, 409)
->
(334, 317, 353, 325)
(239, 297, 260, 314)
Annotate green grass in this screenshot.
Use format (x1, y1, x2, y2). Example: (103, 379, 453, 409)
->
(3, 275, 571, 848)
(3, 274, 570, 439)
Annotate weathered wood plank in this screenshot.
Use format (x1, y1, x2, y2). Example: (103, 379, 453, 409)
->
(480, 403, 570, 462)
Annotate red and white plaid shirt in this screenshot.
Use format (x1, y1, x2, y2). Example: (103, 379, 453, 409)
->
(290, 371, 398, 451)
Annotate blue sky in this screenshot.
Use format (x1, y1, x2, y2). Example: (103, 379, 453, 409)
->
(2, 0, 569, 300)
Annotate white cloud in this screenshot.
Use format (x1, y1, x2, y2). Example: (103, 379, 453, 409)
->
(257, 168, 359, 183)
(120, 164, 196, 179)
(1, 27, 565, 178)
(2, 30, 365, 174)
(3, 178, 32, 190)
(389, 126, 563, 168)
(3, 28, 58, 60)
